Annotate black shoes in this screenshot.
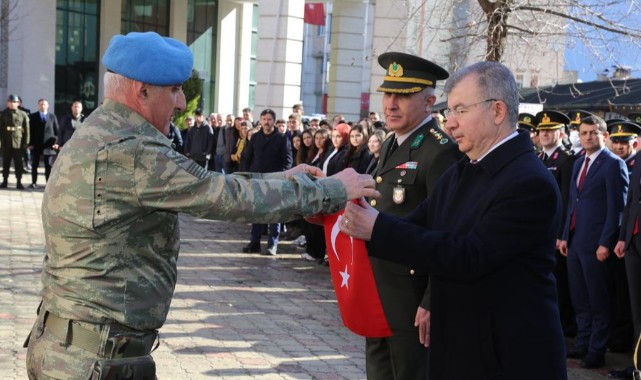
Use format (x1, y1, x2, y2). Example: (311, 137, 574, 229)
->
(0, 180, 7, 189)
(566, 347, 588, 359)
(608, 367, 635, 379)
(242, 243, 260, 253)
(580, 353, 605, 369)
(16, 182, 24, 190)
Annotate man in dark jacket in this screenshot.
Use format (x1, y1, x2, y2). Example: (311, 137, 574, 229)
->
(57, 101, 85, 149)
(28, 99, 59, 187)
(184, 109, 213, 169)
(242, 108, 292, 255)
(341, 61, 568, 380)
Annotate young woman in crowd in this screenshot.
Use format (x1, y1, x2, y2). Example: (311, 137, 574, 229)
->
(233, 121, 251, 171)
(296, 129, 314, 165)
(365, 128, 386, 175)
(324, 123, 350, 176)
(346, 124, 373, 174)
(301, 128, 333, 263)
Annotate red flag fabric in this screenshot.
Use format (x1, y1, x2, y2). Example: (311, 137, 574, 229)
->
(323, 210, 392, 337)
(304, 3, 325, 26)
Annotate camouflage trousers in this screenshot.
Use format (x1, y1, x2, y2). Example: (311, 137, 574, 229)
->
(25, 309, 157, 380)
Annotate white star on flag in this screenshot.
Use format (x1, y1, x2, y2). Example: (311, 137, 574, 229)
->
(340, 265, 350, 288)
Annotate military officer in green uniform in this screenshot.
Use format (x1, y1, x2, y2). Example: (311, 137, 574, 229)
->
(0, 94, 30, 189)
(367, 52, 461, 380)
(24, 32, 379, 380)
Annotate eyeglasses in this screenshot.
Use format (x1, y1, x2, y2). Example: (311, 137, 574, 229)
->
(443, 99, 497, 119)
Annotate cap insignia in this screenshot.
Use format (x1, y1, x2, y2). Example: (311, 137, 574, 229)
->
(574, 113, 581, 123)
(523, 116, 531, 123)
(541, 114, 550, 124)
(388, 62, 404, 77)
(617, 125, 623, 134)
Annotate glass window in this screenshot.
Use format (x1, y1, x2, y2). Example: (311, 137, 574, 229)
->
(187, 0, 218, 113)
(121, 0, 169, 35)
(55, 0, 100, 114)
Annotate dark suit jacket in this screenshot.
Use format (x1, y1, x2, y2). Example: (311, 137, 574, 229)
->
(369, 131, 567, 379)
(369, 119, 461, 331)
(562, 148, 628, 252)
(29, 112, 59, 151)
(620, 155, 641, 247)
(246, 128, 292, 173)
(542, 145, 576, 237)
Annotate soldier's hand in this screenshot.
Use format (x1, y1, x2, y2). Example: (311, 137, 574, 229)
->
(331, 168, 380, 201)
(285, 164, 325, 179)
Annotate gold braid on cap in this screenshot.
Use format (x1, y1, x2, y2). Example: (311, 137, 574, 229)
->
(377, 86, 424, 93)
(383, 75, 433, 86)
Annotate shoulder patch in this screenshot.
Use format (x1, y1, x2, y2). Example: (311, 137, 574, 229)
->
(428, 128, 449, 145)
(175, 156, 209, 179)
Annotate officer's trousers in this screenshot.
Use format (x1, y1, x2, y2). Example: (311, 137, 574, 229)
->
(2, 146, 24, 180)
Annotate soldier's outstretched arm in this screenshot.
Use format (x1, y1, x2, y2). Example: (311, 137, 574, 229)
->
(330, 168, 380, 201)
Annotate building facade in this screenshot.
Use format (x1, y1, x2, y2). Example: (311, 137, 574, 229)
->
(0, 0, 566, 123)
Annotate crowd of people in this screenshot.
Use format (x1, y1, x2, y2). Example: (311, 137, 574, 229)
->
(514, 108, 641, 378)
(169, 100, 402, 259)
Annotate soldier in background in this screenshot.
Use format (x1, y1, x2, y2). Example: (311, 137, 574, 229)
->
(517, 112, 539, 151)
(0, 94, 30, 189)
(608, 120, 641, 176)
(24, 31, 378, 379)
(567, 110, 594, 156)
(535, 110, 577, 338)
(606, 120, 641, 354)
(627, 112, 641, 150)
(611, 119, 641, 379)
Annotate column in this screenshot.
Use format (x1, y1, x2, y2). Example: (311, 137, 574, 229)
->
(253, 0, 304, 120)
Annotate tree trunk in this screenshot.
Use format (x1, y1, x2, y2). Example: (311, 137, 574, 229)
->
(478, 0, 512, 62)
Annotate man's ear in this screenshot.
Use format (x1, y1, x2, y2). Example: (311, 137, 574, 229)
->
(492, 100, 507, 125)
(133, 81, 149, 101)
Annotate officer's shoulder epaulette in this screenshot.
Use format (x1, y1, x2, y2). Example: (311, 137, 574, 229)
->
(426, 127, 450, 146)
(559, 146, 574, 156)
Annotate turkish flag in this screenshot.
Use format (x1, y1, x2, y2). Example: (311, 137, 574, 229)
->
(304, 3, 325, 26)
(323, 210, 392, 338)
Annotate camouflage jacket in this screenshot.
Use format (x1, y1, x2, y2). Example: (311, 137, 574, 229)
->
(0, 107, 29, 149)
(41, 100, 347, 330)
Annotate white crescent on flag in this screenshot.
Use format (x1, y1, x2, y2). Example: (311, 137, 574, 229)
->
(331, 215, 354, 263)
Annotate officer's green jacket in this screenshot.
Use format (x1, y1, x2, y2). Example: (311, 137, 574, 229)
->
(0, 107, 29, 149)
(41, 100, 347, 331)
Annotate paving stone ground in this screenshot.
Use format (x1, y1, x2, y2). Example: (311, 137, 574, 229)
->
(0, 169, 634, 379)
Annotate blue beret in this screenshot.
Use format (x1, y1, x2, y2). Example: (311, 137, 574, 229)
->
(102, 32, 193, 86)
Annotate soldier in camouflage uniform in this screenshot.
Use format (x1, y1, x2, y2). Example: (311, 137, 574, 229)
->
(0, 94, 30, 189)
(24, 31, 378, 380)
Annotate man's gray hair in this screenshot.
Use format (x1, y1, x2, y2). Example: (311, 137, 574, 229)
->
(444, 61, 519, 127)
(104, 71, 134, 97)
